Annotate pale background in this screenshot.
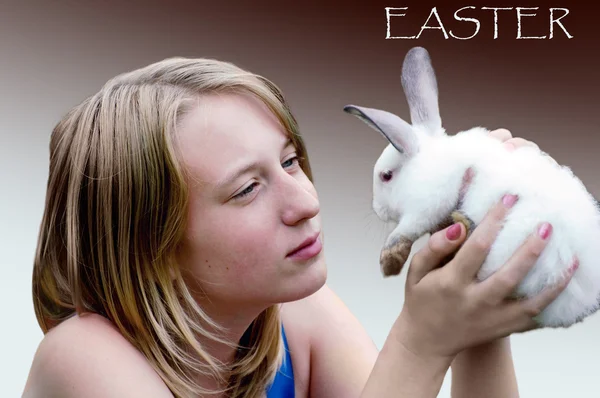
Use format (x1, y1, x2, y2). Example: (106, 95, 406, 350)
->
(2, 1, 599, 397)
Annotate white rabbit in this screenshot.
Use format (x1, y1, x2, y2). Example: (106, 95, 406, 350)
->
(344, 46, 600, 328)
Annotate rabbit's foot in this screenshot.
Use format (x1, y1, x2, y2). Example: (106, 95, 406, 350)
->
(380, 236, 413, 277)
(451, 210, 475, 237)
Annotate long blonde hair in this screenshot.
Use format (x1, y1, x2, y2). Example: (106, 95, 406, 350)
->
(31, 57, 314, 397)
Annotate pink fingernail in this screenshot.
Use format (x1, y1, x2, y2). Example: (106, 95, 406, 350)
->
(446, 223, 462, 241)
(568, 257, 580, 274)
(502, 194, 518, 208)
(538, 222, 552, 240)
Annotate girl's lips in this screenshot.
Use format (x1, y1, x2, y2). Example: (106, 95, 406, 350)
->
(286, 236, 322, 260)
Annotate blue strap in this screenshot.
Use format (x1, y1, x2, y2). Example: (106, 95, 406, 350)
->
(266, 326, 295, 397)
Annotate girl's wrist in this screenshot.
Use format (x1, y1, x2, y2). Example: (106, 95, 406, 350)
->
(360, 316, 454, 398)
(390, 314, 455, 375)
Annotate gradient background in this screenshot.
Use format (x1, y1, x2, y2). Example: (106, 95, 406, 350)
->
(2, 0, 598, 396)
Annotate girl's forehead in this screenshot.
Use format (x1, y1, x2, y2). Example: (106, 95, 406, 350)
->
(178, 93, 282, 147)
(175, 93, 289, 187)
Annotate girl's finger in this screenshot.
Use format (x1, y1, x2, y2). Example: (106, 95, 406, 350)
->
(449, 194, 518, 284)
(494, 260, 577, 335)
(505, 137, 540, 152)
(488, 128, 513, 142)
(472, 222, 552, 303)
(407, 222, 466, 286)
(520, 262, 577, 324)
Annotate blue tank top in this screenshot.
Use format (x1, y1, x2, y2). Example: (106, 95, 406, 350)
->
(265, 326, 295, 397)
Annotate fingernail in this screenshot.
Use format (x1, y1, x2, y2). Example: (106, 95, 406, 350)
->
(504, 142, 516, 152)
(568, 257, 579, 274)
(538, 222, 552, 240)
(446, 223, 462, 241)
(502, 194, 518, 208)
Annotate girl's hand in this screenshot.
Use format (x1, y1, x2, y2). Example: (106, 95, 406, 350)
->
(490, 128, 560, 166)
(394, 195, 577, 362)
(488, 128, 539, 152)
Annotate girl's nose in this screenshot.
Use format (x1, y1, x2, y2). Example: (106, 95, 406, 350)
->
(280, 175, 320, 226)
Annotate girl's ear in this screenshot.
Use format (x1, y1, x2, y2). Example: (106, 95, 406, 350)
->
(401, 46, 442, 133)
(344, 104, 419, 157)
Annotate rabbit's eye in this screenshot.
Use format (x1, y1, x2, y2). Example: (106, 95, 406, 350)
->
(380, 170, 393, 182)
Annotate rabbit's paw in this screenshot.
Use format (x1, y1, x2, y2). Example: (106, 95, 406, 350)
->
(451, 210, 475, 237)
(380, 237, 413, 277)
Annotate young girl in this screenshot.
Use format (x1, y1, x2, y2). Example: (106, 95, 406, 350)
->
(22, 56, 574, 397)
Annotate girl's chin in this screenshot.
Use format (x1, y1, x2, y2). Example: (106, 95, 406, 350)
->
(278, 262, 328, 302)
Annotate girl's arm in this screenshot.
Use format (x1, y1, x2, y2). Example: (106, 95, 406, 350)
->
(450, 337, 519, 398)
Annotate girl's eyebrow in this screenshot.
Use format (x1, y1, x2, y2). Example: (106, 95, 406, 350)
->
(215, 138, 294, 189)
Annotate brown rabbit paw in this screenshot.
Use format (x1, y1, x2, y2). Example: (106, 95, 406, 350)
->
(451, 210, 475, 237)
(380, 237, 413, 277)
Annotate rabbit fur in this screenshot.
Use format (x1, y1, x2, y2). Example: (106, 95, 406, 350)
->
(344, 46, 600, 328)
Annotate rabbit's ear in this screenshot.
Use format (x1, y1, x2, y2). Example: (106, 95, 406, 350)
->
(401, 47, 442, 132)
(343, 104, 418, 156)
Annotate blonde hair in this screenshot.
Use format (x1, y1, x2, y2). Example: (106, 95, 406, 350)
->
(31, 57, 314, 397)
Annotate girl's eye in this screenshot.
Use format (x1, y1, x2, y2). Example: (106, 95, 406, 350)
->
(282, 155, 300, 169)
(234, 182, 259, 200)
(232, 155, 301, 201)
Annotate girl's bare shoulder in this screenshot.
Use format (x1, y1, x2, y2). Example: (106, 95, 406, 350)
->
(22, 313, 173, 398)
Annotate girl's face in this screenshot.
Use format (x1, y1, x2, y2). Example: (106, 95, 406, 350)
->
(175, 92, 326, 308)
